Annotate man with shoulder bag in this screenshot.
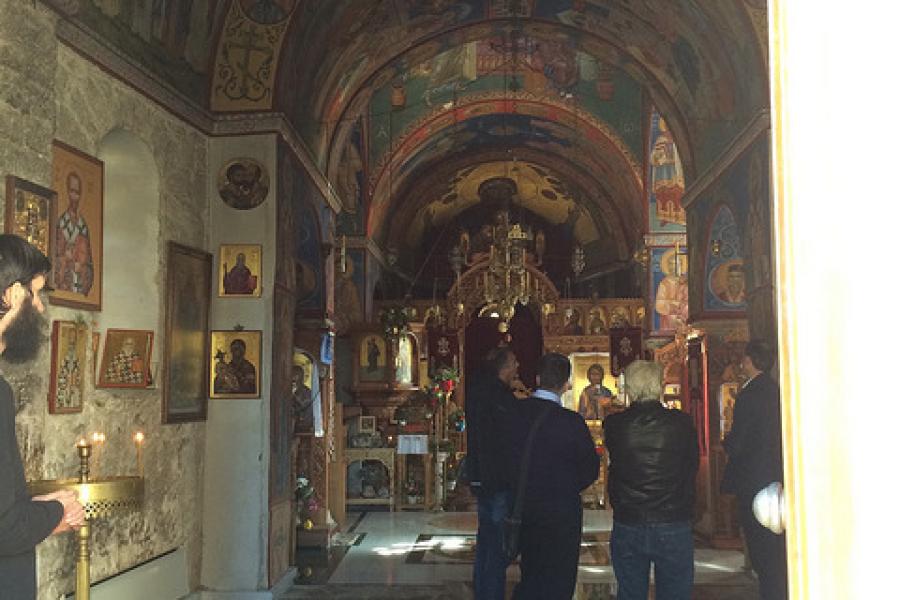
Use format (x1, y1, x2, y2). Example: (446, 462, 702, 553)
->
(501, 353, 600, 600)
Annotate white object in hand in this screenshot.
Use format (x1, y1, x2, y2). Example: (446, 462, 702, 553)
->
(752, 481, 785, 535)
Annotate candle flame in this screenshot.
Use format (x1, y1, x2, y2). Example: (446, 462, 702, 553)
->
(76, 438, 88, 447)
(133, 431, 145, 444)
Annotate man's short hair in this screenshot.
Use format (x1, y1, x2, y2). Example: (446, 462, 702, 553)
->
(484, 346, 515, 376)
(588, 363, 605, 378)
(623, 360, 663, 403)
(537, 353, 571, 391)
(745, 339, 775, 372)
(0, 234, 51, 294)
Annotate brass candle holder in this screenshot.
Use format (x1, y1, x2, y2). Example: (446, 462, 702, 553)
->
(28, 441, 144, 600)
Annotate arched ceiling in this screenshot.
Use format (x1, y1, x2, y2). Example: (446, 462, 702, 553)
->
(60, 0, 767, 284)
(275, 0, 767, 171)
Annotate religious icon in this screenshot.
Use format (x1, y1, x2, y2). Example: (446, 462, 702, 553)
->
(163, 242, 212, 423)
(5, 176, 56, 258)
(219, 244, 263, 297)
(97, 329, 154, 388)
(49, 320, 88, 414)
(358, 334, 387, 382)
(720, 383, 739, 439)
(588, 308, 607, 334)
(609, 306, 632, 329)
(217, 158, 269, 210)
(395, 334, 415, 385)
(561, 307, 584, 335)
(292, 350, 315, 434)
(577, 363, 613, 421)
(711, 259, 747, 306)
(210, 330, 262, 399)
(50, 141, 103, 311)
(654, 247, 689, 331)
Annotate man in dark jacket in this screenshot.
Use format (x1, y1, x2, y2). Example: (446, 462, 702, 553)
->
(504, 352, 600, 600)
(0, 234, 85, 599)
(721, 340, 787, 600)
(604, 360, 699, 600)
(467, 346, 518, 599)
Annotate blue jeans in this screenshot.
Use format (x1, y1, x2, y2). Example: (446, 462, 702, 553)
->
(610, 520, 694, 600)
(473, 490, 511, 600)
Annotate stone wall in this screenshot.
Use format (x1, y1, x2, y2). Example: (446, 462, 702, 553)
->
(0, 2, 208, 597)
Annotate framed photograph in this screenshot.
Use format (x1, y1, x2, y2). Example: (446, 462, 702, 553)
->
(97, 329, 154, 388)
(48, 320, 88, 414)
(50, 140, 103, 311)
(218, 244, 262, 297)
(210, 330, 262, 399)
(162, 242, 212, 423)
(4, 176, 57, 258)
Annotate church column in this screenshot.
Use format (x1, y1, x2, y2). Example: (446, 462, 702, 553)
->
(201, 134, 291, 594)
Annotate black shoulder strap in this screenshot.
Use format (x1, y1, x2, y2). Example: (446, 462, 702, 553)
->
(511, 403, 553, 521)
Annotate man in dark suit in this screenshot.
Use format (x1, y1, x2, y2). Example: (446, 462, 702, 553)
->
(0, 234, 85, 599)
(467, 346, 519, 600)
(721, 339, 787, 600)
(604, 360, 699, 600)
(504, 352, 600, 600)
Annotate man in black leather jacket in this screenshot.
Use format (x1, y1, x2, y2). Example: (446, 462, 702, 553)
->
(604, 360, 699, 600)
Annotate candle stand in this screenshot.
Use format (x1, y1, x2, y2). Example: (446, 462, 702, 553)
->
(28, 443, 144, 600)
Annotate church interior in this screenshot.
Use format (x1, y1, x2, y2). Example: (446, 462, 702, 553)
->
(1, 1, 896, 599)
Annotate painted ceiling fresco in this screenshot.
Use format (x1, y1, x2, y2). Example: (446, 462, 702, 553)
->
(283, 0, 767, 173)
(55, 0, 767, 284)
(368, 110, 643, 253)
(63, 0, 229, 102)
(402, 160, 603, 247)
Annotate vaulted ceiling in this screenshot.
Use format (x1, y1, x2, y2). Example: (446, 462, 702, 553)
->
(61, 0, 768, 284)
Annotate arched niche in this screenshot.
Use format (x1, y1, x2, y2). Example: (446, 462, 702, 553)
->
(292, 348, 321, 436)
(703, 203, 747, 314)
(96, 128, 160, 330)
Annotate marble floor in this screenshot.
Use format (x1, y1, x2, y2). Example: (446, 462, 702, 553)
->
(283, 510, 759, 599)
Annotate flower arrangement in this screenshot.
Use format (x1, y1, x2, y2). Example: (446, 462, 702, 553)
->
(428, 367, 460, 406)
(295, 476, 319, 530)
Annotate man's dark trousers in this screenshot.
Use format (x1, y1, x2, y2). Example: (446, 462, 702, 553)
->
(512, 497, 582, 600)
(610, 520, 693, 600)
(738, 496, 787, 600)
(473, 489, 511, 599)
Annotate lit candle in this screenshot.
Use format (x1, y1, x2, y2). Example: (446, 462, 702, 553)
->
(133, 431, 145, 477)
(76, 437, 88, 448)
(91, 432, 105, 477)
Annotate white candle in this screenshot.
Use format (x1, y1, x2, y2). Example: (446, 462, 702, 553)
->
(91, 432, 105, 477)
(133, 432, 145, 477)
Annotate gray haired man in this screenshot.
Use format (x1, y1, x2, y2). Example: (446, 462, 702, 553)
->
(604, 360, 699, 600)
